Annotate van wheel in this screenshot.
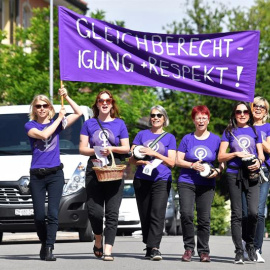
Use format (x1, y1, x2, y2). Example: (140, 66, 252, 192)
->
(79, 220, 94, 242)
(0, 232, 3, 244)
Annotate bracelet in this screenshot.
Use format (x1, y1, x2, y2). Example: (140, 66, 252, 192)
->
(258, 159, 263, 167)
(190, 163, 194, 169)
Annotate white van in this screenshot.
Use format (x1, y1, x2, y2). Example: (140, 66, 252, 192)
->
(0, 105, 94, 243)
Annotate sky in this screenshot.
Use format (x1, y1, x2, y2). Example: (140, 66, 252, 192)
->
(84, 0, 255, 33)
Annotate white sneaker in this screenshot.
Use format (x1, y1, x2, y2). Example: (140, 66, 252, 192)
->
(256, 250, 265, 263)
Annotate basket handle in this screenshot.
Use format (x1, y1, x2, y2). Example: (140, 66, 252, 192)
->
(109, 149, 116, 168)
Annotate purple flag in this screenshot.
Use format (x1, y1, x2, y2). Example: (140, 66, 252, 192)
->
(58, 6, 260, 102)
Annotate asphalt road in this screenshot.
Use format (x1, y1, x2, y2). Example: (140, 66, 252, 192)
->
(0, 232, 269, 270)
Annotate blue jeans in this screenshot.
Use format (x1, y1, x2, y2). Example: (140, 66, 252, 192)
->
(242, 168, 269, 253)
(177, 182, 215, 255)
(30, 170, 64, 248)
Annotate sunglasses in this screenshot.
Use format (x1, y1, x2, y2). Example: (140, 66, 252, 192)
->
(235, 109, 249, 115)
(98, 98, 112, 105)
(150, 113, 163, 118)
(35, 104, 49, 109)
(195, 117, 208, 122)
(254, 104, 266, 110)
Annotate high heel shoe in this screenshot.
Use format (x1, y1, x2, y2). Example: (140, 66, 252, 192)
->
(45, 247, 56, 261)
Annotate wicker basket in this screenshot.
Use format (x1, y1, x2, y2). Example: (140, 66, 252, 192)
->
(92, 150, 126, 182)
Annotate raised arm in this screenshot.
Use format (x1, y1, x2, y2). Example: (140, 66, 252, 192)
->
(59, 87, 82, 128)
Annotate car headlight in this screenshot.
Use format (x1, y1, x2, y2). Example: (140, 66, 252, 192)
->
(62, 162, 86, 196)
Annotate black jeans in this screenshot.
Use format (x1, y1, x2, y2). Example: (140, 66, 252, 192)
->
(242, 168, 268, 251)
(134, 178, 171, 249)
(227, 173, 259, 252)
(85, 160, 124, 246)
(177, 182, 215, 255)
(29, 170, 64, 248)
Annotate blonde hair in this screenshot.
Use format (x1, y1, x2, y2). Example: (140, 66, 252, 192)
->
(253, 96, 269, 123)
(29, 95, 55, 121)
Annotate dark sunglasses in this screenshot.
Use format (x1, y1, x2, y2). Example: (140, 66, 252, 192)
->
(235, 109, 249, 115)
(35, 104, 49, 109)
(254, 104, 266, 110)
(98, 98, 112, 105)
(150, 113, 163, 118)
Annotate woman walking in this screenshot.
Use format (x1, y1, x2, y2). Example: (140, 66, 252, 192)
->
(218, 101, 264, 264)
(130, 105, 176, 261)
(176, 105, 223, 263)
(79, 90, 130, 261)
(25, 87, 82, 261)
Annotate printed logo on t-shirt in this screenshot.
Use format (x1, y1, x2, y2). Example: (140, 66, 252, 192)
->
(34, 133, 57, 152)
(194, 147, 208, 160)
(92, 129, 116, 147)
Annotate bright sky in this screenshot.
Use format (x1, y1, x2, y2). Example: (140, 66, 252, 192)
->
(85, 0, 255, 33)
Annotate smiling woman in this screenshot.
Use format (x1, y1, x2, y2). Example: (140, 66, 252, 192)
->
(218, 101, 264, 264)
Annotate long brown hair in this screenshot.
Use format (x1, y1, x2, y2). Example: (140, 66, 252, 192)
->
(92, 90, 120, 118)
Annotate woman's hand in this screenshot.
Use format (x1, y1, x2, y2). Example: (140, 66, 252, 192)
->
(248, 159, 261, 171)
(139, 147, 156, 157)
(192, 160, 205, 172)
(101, 146, 113, 157)
(58, 106, 66, 119)
(58, 87, 68, 98)
(235, 152, 252, 158)
(207, 168, 219, 179)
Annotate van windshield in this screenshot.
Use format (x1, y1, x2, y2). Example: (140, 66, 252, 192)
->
(0, 113, 85, 156)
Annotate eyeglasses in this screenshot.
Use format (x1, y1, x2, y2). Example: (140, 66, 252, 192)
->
(98, 98, 112, 105)
(150, 113, 163, 118)
(254, 104, 266, 111)
(35, 104, 49, 109)
(195, 117, 208, 122)
(235, 110, 249, 115)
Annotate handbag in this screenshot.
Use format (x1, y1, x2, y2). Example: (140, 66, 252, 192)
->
(133, 131, 168, 160)
(96, 118, 131, 161)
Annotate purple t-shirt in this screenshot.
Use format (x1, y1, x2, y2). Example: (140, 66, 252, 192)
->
(255, 123, 270, 168)
(133, 129, 177, 182)
(80, 118, 129, 147)
(178, 132, 221, 187)
(25, 120, 62, 169)
(221, 126, 262, 173)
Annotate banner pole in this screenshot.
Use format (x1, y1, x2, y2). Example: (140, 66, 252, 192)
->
(60, 80, 64, 107)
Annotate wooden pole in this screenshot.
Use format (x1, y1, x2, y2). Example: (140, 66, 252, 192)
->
(60, 80, 64, 107)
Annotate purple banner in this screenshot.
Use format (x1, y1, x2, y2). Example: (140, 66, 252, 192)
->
(58, 6, 260, 102)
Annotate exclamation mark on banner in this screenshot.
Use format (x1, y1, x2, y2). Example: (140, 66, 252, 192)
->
(236, 66, 243, 87)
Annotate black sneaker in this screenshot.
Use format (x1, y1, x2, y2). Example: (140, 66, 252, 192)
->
(246, 246, 257, 261)
(144, 247, 151, 259)
(150, 249, 162, 261)
(234, 251, 244, 264)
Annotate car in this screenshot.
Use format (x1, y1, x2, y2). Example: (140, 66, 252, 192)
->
(117, 180, 182, 236)
(117, 180, 141, 235)
(0, 105, 94, 243)
(164, 189, 182, 235)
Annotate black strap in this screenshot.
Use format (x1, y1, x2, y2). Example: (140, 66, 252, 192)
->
(148, 132, 168, 149)
(96, 118, 116, 146)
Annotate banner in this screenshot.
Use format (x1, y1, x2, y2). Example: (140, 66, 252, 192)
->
(58, 6, 260, 102)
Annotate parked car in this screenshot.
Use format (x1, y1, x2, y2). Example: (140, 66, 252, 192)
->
(0, 105, 94, 243)
(165, 188, 182, 235)
(117, 180, 182, 235)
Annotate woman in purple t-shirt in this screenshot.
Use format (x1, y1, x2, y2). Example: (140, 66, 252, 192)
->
(25, 88, 82, 261)
(242, 97, 270, 263)
(79, 90, 130, 261)
(129, 105, 176, 261)
(218, 101, 264, 264)
(176, 105, 223, 263)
